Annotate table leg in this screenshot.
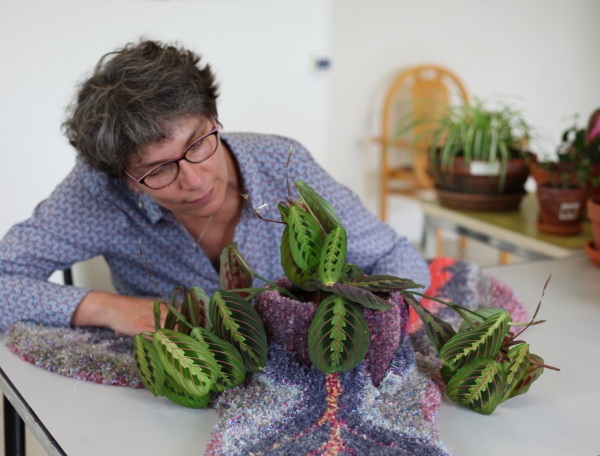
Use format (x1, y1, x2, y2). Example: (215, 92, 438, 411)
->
(4, 395, 25, 456)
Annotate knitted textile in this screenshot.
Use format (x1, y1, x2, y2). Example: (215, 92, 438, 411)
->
(4, 258, 528, 455)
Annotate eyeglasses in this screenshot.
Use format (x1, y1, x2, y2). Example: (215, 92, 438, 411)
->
(124, 117, 220, 190)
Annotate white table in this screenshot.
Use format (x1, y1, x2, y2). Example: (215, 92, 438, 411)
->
(1, 255, 599, 455)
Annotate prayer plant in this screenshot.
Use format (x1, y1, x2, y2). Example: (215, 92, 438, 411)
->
(134, 167, 557, 415)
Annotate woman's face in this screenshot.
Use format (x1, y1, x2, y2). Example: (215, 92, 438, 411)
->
(127, 116, 233, 220)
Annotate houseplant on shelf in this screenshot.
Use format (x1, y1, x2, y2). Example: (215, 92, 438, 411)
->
(425, 98, 533, 211)
(133, 171, 556, 417)
(532, 110, 600, 236)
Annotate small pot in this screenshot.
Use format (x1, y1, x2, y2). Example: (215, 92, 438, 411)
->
(584, 241, 600, 268)
(587, 196, 600, 247)
(536, 183, 587, 235)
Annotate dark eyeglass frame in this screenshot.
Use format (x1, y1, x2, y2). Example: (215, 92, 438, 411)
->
(124, 116, 220, 190)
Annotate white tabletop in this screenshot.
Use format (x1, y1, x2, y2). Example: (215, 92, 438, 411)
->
(1, 255, 599, 455)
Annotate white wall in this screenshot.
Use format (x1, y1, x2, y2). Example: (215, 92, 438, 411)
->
(0, 0, 330, 237)
(328, 0, 600, 212)
(2, 0, 600, 239)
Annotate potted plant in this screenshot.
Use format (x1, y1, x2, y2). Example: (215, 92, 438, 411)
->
(425, 98, 533, 211)
(586, 194, 600, 267)
(133, 173, 556, 416)
(532, 110, 600, 235)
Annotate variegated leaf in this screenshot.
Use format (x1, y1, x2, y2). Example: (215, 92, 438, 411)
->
(287, 205, 325, 271)
(315, 282, 393, 311)
(440, 364, 457, 385)
(501, 343, 530, 402)
(190, 327, 247, 393)
(458, 307, 510, 333)
(508, 353, 545, 399)
(341, 263, 364, 283)
(219, 243, 253, 297)
(318, 225, 347, 286)
(133, 334, 165, 397)
(439, 311, 509, 370)
(308, 295, 370, 373)
(153, 329, 219, 397)
(164, 287, 184, 330)
(294, 180, 342, 233)
(210, 290, 268, 372)
(153, 301, 162, 331)
(349, 275, 423, 292)
(277, 202, 290, 223)
(446, 359, 507, 415)
(163, 375, 211, 409)
(281, 224, 317, 285)
(404, 294, 456, 352)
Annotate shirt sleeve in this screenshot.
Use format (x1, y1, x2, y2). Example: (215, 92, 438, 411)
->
(0, 165, 106, 329)
(284, 137, 431, 291)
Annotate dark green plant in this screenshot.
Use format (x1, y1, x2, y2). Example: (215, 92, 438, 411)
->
(134, 159, 557, 414)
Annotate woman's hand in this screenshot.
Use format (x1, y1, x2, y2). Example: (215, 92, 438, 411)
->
(71, 290, 167, 336)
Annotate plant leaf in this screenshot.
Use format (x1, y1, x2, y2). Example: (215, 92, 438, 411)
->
(210, 290, 268, 372)
(280, 224, 317, 285)
(508, 353, 545, 399)
(163, 375, 211, 409)
(153, 328, 219, 397)
(341, 263, 364, 283)
(190, 327, 247, 393)
(219, 243, 253, 298)
(439, 311, 509, 370)
(133, 334, 165, 397)
(308, 295, 370, 373)
(164, 287, 183, 330)
(501, 343, 530, 402)
(458, 307, 510, 332)
(294, 180, 342, 233)
(315, 282, 393, 311)
(318, 225, 347, 286)
(287, 205, 325, 271)
(349, 275, 423, 292)
(277, 202, 290, 223)
(403, 294, 456, 352)
(446, 359, 507, 415)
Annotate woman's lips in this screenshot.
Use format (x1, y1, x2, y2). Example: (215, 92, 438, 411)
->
(187, 188, 213, 205)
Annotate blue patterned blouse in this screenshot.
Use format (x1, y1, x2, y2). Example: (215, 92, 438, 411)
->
(0, 133, 430, 329)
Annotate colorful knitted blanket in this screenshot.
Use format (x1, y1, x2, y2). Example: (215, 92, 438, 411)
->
(5, 258, 528, 455)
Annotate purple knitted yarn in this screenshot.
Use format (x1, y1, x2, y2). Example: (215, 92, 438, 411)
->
(254, 279, 408, 386)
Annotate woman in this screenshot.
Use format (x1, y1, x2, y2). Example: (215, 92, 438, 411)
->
(0, 40, 429, 336)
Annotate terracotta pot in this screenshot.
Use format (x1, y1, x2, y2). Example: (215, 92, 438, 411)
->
(584, 241, 600, 268)
(587, 196, 600, 247)
(530, 156, 600, 200)
(254, 278, 408, 386)
(536, 184, 587, 235)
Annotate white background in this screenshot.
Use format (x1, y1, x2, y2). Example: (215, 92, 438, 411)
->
(1, 0, 599, 238)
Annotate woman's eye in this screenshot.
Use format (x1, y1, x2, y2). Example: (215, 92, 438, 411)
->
(147, 165, 167, 177)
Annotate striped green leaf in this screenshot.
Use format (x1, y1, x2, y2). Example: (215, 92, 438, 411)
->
(318, 226, 347, 286)
(280, 224, 317, 285)
(210, 290, 268, 372)
(502, 343, 530, 402)
(349, 275, 423, 292)
(287, 205, 325, 271)
(446, 359, 507, 415)
(277, 202, 290, 223)
(190, 327, 247, 393)
(133, 335, 165, 397)
(404, 294, 456, 352)
(219, 243, 253, 297)
(164, 287, 183, 330)
(458, 307, 510, 332)
(294, 180, 342, 233)
(341, 263, 364, 283)
(153, 329, 219, 397)
(163, 375, 211, 409)
(508, 353, 545, 399)
(315, 282, 393, 311)
(439, 311, 509, 370)
(308, 295, 370, 373)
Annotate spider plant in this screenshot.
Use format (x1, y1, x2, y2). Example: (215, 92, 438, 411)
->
(429, 98, 532, 189)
